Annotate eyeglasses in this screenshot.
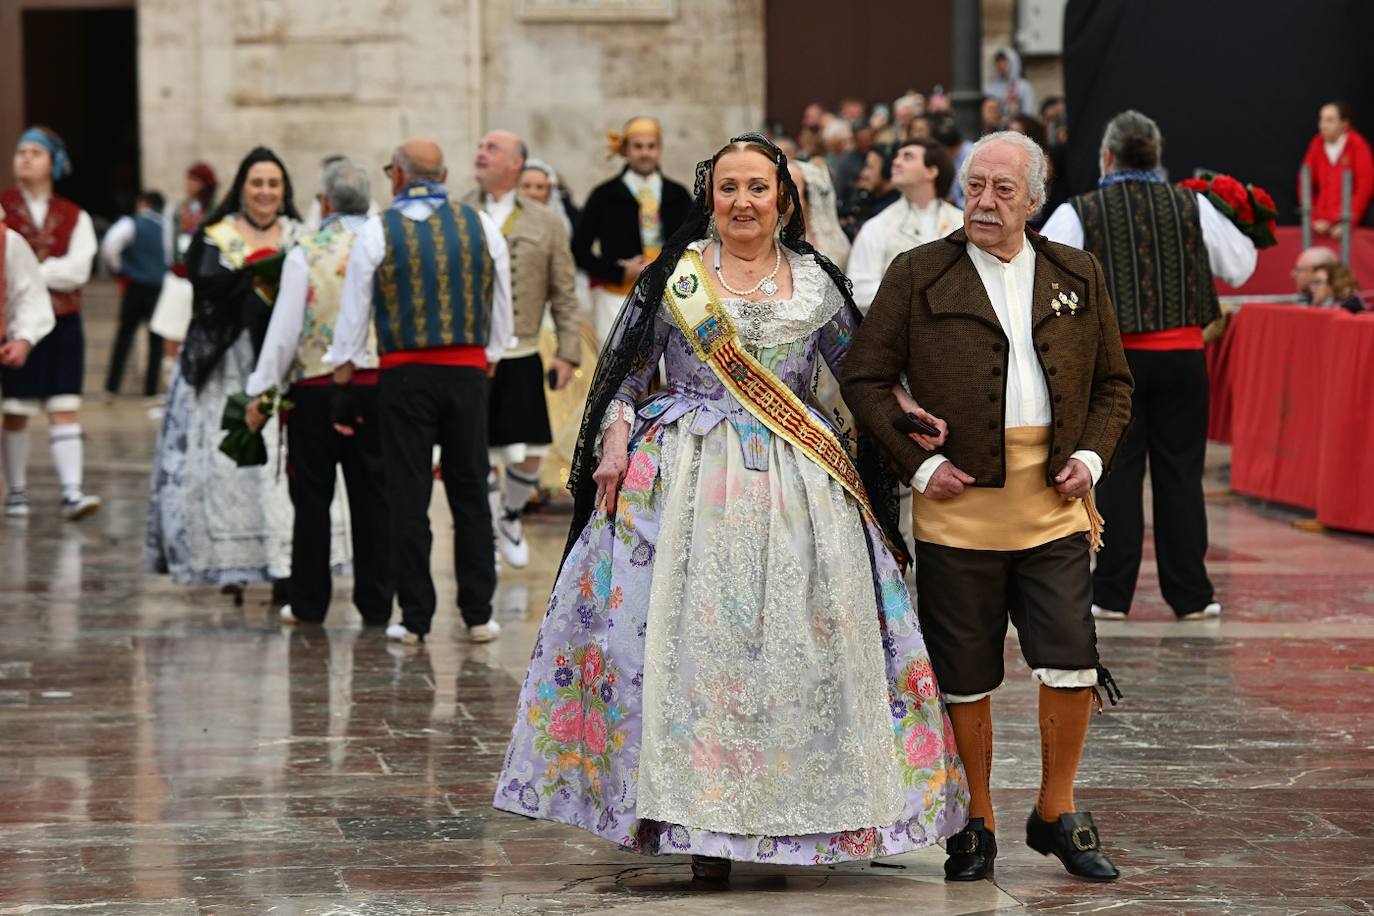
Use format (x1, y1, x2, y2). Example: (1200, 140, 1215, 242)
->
(382, 163, 395, 178)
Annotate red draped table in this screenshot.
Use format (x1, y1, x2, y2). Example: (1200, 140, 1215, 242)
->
(1315, 312, 1374, 533)
(1212, 303, 1374, 534)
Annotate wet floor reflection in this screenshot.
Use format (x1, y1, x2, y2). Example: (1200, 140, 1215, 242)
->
(2, 287, 1374, 912)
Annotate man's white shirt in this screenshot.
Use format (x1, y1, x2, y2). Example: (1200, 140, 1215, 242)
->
(17, 190, 96, 292)
(911, 241, 1103, 493)
(325, 197, 513, 370)
(3, 229, 55, 344)
(849, 196, 962, 310)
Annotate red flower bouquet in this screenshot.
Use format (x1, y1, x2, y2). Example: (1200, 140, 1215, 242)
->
(1178, 171, 1278, 249)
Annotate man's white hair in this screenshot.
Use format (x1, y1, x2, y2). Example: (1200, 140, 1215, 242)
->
(821, 119, 854, 143)
(957, 130, 1049, 216)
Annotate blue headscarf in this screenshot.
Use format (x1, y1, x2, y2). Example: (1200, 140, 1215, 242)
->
(17, 127, 71, 181)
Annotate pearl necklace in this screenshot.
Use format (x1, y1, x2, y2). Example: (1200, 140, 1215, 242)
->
(714, 240, 781, 298)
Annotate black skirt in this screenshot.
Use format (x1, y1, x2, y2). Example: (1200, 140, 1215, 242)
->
(488, 353, 553, 447)
(1, 312, 85, 401)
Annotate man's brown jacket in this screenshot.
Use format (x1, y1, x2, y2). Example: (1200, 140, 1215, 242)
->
(842, 228, 1134, 488)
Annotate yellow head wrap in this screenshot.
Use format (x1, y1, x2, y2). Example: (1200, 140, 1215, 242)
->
(606, 116, 662, 160)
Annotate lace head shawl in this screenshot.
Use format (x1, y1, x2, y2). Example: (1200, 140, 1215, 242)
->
(562, 132, 910, 569)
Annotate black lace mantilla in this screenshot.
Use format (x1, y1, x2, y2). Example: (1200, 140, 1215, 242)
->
(562, 132, 910, 569)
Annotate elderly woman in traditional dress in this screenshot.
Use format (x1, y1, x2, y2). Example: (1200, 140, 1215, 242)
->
(494, 134, 967, 879)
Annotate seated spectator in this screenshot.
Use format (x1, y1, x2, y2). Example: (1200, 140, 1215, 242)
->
(839, 96, 867, 130)
(855, 126, 877, 156)
(798, 103, 827, 159)
(1041, 96, 1068, 148)
(870, 104, 898, 146)
(906, 114, 934, 142)
(893, 93, 925, 137)
(1300, 100, 1374, 238)
(1311, 262, 1367, 313)
(980, 95, 1005, 135)
(840, 147, 900, 239)
(1008, 114, 1047, 148)
(823, 118, 865, 211)
(1293, 246, 1338, 303)
(933, 119, 970, 206)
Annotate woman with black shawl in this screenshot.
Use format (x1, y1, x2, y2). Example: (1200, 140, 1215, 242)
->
(494, 135, 967, 878)
(146, 147, 344, 590)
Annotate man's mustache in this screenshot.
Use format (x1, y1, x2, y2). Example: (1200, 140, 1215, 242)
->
(971, 212, 1003, 225)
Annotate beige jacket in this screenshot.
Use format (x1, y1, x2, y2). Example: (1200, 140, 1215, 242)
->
(464, 192, 581, 363)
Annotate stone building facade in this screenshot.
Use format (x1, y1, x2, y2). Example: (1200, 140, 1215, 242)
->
(136, 0, 765, 208)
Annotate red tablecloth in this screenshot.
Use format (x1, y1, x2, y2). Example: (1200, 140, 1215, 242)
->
(1228, 305, 1333, 509)
(1315, 312, 1374, 533)
(1219, 303, 1374, 533)
(1225, 226, 1374, 297)
(1206, 328, 1237, 444)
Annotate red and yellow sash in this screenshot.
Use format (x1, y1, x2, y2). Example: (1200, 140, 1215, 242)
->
(662, 250, 894, 549)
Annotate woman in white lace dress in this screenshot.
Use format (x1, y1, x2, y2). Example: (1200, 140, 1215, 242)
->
(145, 147, 346, 591)
(495, 135, 967, 879)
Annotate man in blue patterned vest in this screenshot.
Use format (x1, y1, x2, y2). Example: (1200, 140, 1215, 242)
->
(1042, 111, 1256, 622)
(327, 137, 513, 645)
(99, 191, 168, 398)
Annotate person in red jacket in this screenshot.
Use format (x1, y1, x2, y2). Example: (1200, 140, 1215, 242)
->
(1301, 101, 1374, 238)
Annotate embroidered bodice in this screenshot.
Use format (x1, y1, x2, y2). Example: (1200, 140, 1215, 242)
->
(611, 240, 854, 470)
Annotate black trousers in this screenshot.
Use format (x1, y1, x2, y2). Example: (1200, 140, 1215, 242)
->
(286, 384, 393, 623)
(915, 533, 1099, 696)
(104, 282, 163, 396)
(379, 364, 495, 634)
(1092, 348, 1214, 617)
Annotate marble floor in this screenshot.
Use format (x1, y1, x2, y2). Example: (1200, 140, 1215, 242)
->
(1, 283, 1373, 914)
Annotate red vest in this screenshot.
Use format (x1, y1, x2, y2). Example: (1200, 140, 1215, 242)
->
(0, 187, 83, 316)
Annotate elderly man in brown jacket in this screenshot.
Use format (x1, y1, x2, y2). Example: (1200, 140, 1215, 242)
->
(470, 129, 582, 569)
(843, 131, 1133, 884)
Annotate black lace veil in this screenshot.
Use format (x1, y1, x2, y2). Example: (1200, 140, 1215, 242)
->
(561, 132, 909, 568)
(179, 146, 302, 390)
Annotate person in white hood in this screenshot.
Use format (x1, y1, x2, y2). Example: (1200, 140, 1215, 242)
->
(985, 47, 1037, 119)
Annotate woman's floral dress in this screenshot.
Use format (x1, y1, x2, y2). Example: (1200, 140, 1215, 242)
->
(495, 242, 968, 864)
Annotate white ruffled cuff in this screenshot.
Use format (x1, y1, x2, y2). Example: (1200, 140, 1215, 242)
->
(594, 398, 635, 458)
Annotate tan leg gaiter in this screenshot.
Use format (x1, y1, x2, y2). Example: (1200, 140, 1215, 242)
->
(947, 697, 995, 832)
(1036, 684, 1093, 821)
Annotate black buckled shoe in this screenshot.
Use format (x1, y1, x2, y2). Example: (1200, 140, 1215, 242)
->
(1025, 809, 1119, 881)
(944, 817, 997, 881)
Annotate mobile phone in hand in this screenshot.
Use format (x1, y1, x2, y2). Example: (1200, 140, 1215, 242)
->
(892, 412, 941, 438)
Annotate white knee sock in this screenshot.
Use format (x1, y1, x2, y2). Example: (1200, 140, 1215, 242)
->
(1, 428, 29, 493)
(49, 424, 84, 500)
(503, 466, 540, 517)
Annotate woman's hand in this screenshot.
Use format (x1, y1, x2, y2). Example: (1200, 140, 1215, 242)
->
(891, 383, 948, 450)
(593, 420, 631, 516)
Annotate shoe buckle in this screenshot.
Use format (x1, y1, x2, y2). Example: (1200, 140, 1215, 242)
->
(1071, 825, 1097, 851)
(953, 831, 978, 853)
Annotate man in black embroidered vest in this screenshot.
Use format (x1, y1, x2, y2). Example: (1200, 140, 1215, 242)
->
(1042, 111, 1256, 622)
(327, 137, 513, 645)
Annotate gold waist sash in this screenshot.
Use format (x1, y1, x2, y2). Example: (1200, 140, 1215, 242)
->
(914, 426, 1096, 552)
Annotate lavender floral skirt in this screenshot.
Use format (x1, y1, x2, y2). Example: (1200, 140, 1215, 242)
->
(494, 417, 969, 865)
